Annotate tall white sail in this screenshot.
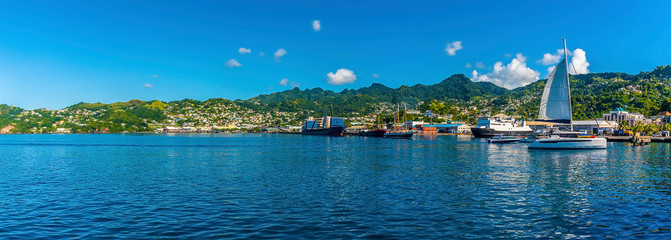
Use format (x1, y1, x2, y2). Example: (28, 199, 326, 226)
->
(538, 58, 571, 123)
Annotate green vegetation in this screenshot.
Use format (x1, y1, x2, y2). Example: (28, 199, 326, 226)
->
(0, 65, 669, 133)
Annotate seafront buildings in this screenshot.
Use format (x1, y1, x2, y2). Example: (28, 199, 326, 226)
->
(1, 100, 670, 135)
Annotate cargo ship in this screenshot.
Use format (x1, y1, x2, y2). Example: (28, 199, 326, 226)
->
(301, 115, 346, 136)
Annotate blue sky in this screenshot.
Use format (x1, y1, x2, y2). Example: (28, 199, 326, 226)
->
(1, 0, 670, 110)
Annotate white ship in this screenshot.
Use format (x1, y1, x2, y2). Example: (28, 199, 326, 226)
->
(470, 116, 533, 138)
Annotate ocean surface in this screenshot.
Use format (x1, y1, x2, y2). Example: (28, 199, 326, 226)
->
(0, 134, 670, 239)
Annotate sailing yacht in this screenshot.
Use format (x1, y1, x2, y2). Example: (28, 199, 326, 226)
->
(528, 39, 607, 149)
(385, 103, 414, 139)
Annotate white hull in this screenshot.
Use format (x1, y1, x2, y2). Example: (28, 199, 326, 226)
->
(529, 137, 607, 149)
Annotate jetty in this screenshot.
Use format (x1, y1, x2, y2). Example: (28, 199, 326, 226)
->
(606, 136, 671, 143)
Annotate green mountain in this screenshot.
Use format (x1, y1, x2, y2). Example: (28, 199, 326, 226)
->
(242, 74, 509, 116)
(1, 65, 669, 133)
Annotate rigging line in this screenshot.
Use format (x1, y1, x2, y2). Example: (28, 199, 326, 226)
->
(568, 55, 579, 75)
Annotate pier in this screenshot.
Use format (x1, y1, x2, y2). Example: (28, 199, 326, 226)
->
(606, 136, 671, 143)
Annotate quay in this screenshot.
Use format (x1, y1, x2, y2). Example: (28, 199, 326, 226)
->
(606, 136, 671, 143)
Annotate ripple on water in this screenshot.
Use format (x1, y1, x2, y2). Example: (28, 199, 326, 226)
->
(0, 134, 670, 238)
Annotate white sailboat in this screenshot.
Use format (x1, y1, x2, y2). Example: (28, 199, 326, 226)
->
(528, 39, 607, 149)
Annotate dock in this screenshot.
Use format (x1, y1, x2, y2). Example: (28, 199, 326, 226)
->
(606, 136, 671, 143)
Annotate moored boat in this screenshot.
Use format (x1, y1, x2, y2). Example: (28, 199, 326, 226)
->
(488, 135, 520, 143)
(384, 132, 414, 139)
(529, 39, 606, 149)
(471, 117, 533, 138)
(384, 103, 414, 139)
(359, 129, 386, 137)
(301, 107, 346, 136)
(529, 132, 607, 149)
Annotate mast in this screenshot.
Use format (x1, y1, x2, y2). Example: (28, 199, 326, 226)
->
(396, 103, 399, 131)
(563, 39, 573, 131)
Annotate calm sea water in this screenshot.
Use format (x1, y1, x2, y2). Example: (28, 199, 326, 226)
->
(0, 134, 670, 239)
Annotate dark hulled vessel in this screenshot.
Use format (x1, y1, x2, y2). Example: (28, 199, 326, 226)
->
(301, 116, 346, 136)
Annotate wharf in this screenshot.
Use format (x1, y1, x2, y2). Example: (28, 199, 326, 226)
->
(606, 136, 671, 143)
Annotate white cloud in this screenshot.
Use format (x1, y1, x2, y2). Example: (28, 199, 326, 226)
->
(225, 59, 242, 68)
(372, 73, 380, 78)
(279, 78, 299, 87)
(444, 41, 463, 56)
(238, 47, 251, 54)
(570, 48, 590, 74)
(274, 48, 287, 61)
(312, 20, 321, 31)
(471, 53, 540, 89)
(327, 68, 356, 85)
(539, 49, 565, 65)
(144, 83, 153, 88)
(465, 63, 472, 68)
(475, 62, 485, 69)
(539, 48, 590, 74)
(547, 66, 556, 73)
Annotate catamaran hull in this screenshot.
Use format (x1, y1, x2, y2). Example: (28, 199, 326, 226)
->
(471, 128, 534, 138)
(528, 138, 607, 149)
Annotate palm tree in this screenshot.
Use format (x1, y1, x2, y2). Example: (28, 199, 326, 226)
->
(643, 124, 659, 136)
(632, 122, 645, 134)
(619, 120, 630, 130)
(662, 122, 671, 132)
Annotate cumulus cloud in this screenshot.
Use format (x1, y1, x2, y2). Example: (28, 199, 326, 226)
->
(279, 78, 299, 87)
(570, 48, 590, 74)
(539, 49, 565, 65)
(238, 47, 251, 54)
(144, 83, 153, 88)
(372, 73, 380, 78)
(274, 48, 287, 61)
(444, 41, 463, 56)
(471, 53, 540, 89)
(539, 48, 590, 74)
(225, 59, 242, 68)
(475, 62, 485, 69)
(465, 63, 472, 68)
(312, 20, 321, 31)
(327, 68, 356, 85)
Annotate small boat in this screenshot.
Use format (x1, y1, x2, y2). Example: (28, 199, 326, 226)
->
(529, 39, 606, 149)
(519, 136, 536, 143)
(359, 129, 386, 137)
(384, 132, 414, 139)
(488, 135, 520, 143)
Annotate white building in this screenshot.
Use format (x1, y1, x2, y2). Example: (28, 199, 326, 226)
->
(572, 120, 619, 134)
(602, 107, 646, 126)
